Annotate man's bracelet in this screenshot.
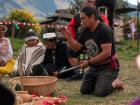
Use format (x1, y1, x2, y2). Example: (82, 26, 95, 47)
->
(87, 60, 91, 66)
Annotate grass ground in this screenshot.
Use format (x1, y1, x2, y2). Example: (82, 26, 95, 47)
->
(56, 60, 140, 105)
(6, 38, 140, 105)
(55, 39, 140, 105)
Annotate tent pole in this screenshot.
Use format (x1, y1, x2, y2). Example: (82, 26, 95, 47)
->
(12, 21, 15, 50)
(137, 0, 139, 51)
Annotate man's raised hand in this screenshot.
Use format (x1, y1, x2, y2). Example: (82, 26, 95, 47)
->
(60, 27, 72, 40)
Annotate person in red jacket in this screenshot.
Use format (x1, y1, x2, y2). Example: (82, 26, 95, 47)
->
(96, 0, 116, 29)
(68, 0, 96, 40)
(98, 6, 109, 26)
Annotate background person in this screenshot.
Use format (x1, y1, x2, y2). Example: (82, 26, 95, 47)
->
(129, 18, 136, 40)
(0, 83, 15, 105)
(33, 33, 75, 79)
(0, 25, 15, 75)
(96, 0, 116, 29)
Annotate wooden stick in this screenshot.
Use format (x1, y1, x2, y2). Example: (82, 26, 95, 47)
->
(59, 65, 80, 74)
(19, 64, 24, 91)
(12, 21, 15, 49)
(0, 74, 2, 81)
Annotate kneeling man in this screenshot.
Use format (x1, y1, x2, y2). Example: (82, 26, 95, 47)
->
(61, 7, 122, 97)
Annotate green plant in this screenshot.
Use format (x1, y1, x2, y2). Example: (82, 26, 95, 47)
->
(8, 9, 41, 38)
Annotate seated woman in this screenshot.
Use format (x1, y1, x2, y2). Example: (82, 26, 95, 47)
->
(16, 29, 45, 76)
(0, 25, 15, 75)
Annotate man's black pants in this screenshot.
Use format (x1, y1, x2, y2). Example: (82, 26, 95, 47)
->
(80, 66, 118, 97)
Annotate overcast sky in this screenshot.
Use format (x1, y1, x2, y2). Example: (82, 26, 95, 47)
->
(128, 0, 137, 5)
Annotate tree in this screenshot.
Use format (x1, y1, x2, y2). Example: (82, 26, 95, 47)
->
(116, 0, 128, 9)
(8, 9, 41, 38)
(69, 0, 83, 14)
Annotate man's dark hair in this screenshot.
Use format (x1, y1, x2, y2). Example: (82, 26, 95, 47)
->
(0, 83, 15, 105)
(80, 6, 99, 19)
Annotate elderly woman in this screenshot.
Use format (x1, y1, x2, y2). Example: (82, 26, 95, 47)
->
(16, 29, 45, 76)
(0, 25, 15, 75)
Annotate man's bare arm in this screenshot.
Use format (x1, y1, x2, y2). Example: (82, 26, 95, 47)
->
(88, 43, 112, 64)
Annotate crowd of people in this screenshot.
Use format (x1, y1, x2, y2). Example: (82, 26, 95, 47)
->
(0, 0, 132, 105)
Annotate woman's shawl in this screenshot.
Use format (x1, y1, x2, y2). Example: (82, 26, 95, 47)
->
(17, 43, 45, 75)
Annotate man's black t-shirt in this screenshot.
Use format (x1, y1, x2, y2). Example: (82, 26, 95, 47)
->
(77, 22, 115, 60)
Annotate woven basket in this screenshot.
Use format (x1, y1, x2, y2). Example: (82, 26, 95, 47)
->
(10, 76, 58, 96)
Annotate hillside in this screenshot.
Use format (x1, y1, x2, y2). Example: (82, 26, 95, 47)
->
(0, 0, 69, 19)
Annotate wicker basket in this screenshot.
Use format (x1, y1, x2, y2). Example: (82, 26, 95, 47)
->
(10, 76, 58, 96)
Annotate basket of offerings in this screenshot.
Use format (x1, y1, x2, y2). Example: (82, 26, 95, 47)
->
(10, 76, 58, 96)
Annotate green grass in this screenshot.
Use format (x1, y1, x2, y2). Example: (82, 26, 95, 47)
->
(4, 38, 140, 105)
(55, 61, 140, 105)
(116, 39, 140, 60)
(9, 37, 25, 59)
(56, 39, 140, 105)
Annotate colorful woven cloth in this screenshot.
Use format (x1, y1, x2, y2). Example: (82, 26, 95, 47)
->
(0, 59, 15, 75)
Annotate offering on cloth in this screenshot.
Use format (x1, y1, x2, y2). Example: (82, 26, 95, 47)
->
(32, 95, 68, 105)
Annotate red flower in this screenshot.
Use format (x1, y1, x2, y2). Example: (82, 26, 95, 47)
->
(54, 99, 62, 104)
(43, 100, 53, 105)
(32, 92, 38, 96)
(43, 100, 55, 105)
(46, 92, 52, 97)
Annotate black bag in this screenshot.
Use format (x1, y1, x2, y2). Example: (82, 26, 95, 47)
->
(32, 64, 49, 76)
(43, 63, 58, 76)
